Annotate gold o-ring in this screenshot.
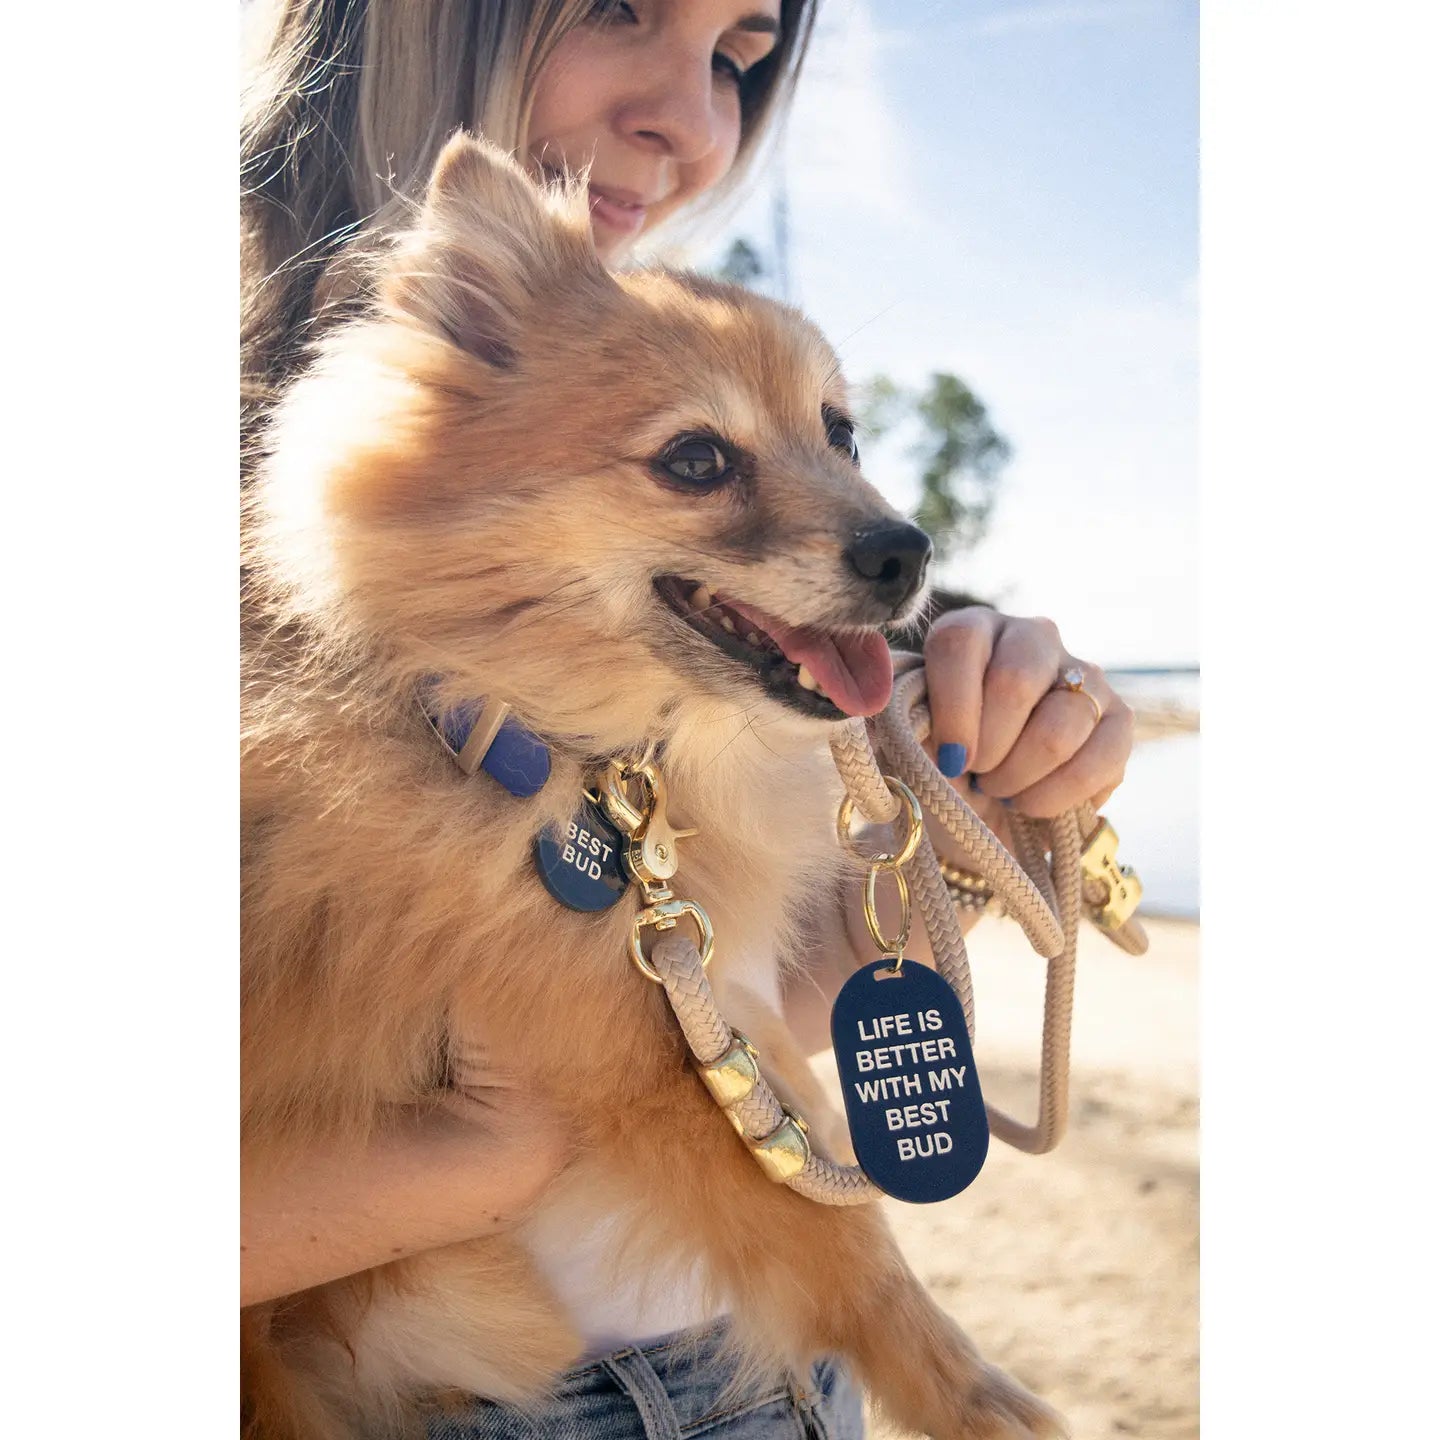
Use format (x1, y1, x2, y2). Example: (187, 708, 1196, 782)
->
(629, 899, 715, 984)
(836, 776, 924, 872)
(863, 864, 912, 956)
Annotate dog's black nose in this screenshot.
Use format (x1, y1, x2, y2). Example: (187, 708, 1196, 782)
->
(845, 522, 933, 610)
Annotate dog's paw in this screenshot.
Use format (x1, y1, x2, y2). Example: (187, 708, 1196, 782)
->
(951, 1363, 1068, 1440)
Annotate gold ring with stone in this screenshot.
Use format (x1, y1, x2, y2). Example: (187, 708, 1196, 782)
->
(1053, 664, 1104, 726)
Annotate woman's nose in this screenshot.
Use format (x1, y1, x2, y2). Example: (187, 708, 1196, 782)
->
(615, 49, 721, 164)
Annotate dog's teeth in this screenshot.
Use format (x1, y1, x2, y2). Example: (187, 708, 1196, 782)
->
(720, 615, 735, 632)
(690, 584, 713, 611)
(797, 665, 819, 692)
(746, 631, 761, 645)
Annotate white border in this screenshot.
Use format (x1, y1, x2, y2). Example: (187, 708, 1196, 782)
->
(1203, 1, 1438, 1430)
(9, 1, 1438, 1432)
(5, 2, 235, 1431)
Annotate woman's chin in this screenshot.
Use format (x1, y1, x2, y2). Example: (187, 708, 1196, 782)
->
(589, 219, 639, 266)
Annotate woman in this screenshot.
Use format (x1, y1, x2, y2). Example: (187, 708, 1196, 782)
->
(241, 1, 1135, 1434)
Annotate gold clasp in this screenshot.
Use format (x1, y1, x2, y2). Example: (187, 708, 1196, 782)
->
(600, 760, 699, 885)
(598, 761, 648, 835)
(1081, 817, 1144, 930)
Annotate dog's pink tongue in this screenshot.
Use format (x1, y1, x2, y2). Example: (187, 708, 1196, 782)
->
(726, 601, 894, 717)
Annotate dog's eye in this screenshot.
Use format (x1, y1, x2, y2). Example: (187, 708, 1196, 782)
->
(658, 436, 732, 487)
(825, 411, 860, 466)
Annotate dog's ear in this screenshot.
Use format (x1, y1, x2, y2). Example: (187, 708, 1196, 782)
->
(382, 132, 601, 367)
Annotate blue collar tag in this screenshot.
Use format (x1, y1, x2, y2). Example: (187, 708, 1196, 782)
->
(533, 798, 630, 911)
(830, 960, 989, 1202)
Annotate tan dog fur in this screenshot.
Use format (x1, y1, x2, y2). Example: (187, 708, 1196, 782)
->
(242, 135, 1063, 1440)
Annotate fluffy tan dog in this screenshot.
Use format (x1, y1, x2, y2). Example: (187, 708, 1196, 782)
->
(242, 134, 1062, 1440)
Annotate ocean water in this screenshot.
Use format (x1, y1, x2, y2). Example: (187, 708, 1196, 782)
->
(1104, 671, 1199, 919)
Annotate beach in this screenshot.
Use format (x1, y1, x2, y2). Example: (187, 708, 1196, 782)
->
(814, 914, 1199, 1440)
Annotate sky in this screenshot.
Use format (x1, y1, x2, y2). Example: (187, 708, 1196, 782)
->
(697, 0, 1198, 667)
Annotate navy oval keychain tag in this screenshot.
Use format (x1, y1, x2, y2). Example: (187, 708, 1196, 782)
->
(830, 960, 989, 1202)
(533, 799, 629, 911)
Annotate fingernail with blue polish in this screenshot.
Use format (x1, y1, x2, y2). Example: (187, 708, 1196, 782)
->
(937, 743, 967, 778)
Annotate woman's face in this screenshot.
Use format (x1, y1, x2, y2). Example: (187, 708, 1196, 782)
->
(527, 0, 783, 262)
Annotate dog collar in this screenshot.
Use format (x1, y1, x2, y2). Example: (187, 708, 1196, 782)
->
(420, 686, 551, 798)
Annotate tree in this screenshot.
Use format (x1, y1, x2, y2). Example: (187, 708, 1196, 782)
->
(715, 237, 767, 288)
(856, 372, 1011, 561)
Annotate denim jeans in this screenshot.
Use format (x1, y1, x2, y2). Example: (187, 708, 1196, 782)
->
(425, 1320, 865, 1440)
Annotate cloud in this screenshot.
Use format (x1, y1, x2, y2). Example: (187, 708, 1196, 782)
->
(921, 280, 1199, 665)
(780, 0, 919, 228)
(967, 1, 1169, 38)
(666, 0, 916, 272)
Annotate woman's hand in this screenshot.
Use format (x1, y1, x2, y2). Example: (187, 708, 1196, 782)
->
(241, 1086, 566, 1308)
(922, 607, 1134, 819)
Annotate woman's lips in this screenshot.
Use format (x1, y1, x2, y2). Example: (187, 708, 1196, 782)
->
(588, 185, 648, 237)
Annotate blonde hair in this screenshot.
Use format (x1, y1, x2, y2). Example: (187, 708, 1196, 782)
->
(241, 0, 817, 456)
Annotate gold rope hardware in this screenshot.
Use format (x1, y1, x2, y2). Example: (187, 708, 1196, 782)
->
(749, 1106, 811, 1183)
(693, 1027, 812, 1179)
(1080, 817, 1143, 930)
(695, 1030, 760, 1108)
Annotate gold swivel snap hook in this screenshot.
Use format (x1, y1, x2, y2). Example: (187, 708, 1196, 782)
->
(600, 757, 711, 983)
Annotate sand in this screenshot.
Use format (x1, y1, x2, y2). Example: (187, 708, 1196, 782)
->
(1131, 706, 1199, 744)
(813, 915, 1199, 1440)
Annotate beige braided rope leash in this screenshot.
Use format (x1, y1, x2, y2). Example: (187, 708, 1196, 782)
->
(646, 652, 1148, 1201)
(840, 654, 1146, 1152)
(649, 933, 882, 1204)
